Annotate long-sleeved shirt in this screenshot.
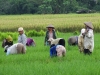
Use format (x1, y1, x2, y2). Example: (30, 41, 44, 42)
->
(84, 29, 94, 52)
(18, 34, 27, 50)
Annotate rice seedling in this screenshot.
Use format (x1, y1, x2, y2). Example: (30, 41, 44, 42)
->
(0, 33, 100, 75)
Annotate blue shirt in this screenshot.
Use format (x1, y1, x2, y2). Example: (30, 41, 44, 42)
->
(50, 45, 57, 57)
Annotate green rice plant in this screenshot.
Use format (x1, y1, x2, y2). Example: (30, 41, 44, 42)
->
(39, 30, 45, 36)
(0, 33, 7, 41)
(26, 30, 45, 37)
(0, 33, 100, 75)
(12, 32, 18, 41)
(73, 31, 79, 35)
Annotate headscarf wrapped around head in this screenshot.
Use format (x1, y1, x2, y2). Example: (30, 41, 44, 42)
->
(6, 35, 13, 42)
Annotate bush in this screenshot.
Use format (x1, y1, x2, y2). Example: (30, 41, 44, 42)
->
(26, 30, 45, 37)
(73, 31, 79, 35)
(0, 30, 44, 41)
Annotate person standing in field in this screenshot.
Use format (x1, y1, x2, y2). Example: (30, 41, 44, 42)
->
(44, 24, 57, 46)
(78, 28, 85, 53)
(82, 22, 94, 55)
(18, 27, 27, 50)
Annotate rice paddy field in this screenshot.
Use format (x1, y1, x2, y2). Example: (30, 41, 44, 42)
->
(0, 13, 100, 32)
(0, 13, 100, 75)
(0, 33, 100, 75)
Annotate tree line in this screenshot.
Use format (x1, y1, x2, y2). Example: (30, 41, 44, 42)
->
(0, 0, 100, 14)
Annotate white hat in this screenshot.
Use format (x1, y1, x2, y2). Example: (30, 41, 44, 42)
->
(18, 27, 24, 31)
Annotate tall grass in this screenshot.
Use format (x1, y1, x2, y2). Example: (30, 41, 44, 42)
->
(0, 13, 100, 32)
(0, 33, 100, 75)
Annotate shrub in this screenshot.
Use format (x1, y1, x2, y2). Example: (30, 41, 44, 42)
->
(73, 31, 79, 35)
(0, 30, 46, 41)
(26, 30, 45, 37)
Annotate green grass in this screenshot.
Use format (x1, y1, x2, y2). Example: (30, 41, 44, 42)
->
(0, 33, 100, 75)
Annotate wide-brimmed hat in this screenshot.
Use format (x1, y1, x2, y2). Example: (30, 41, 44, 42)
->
(46, 24, 55, 29)
(18, 27, 24, 31)
(84, 22, 94, 29)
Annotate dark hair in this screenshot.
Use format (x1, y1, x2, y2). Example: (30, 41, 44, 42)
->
(58, 39, 65, 47)
(50, 44, 55, 48)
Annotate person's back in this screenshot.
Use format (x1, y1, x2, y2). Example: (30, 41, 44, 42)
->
(50, 45, 66, 57)
(56, 45, 66, 57)
(6, 44, 18, 55)
(26, 38, 34, 46)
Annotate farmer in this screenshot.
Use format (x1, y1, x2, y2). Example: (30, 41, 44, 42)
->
(50, 44, 66, 57)
(68, 36, 78, 46)
(26, 38, 36, 46)
(48, 38, 65, 47)
(82, 22, 94, 55)
(5, 43, 26, 55)
(18, 27, 27, 50)
(78, 28, 85, 53)
(2, 35, 13, 48)
(44, 24, 57, 46)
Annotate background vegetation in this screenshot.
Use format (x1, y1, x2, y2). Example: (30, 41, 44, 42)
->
(0, 0, 100, 14)
(0, 13, 100, 41)
(0, 30, 45, 41)
(0, 13, 100, 32)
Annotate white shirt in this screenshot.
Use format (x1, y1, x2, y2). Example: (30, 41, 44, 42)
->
(84, 29, 94, 52)
(51, 38, 62, 45)
(6, 43, 19, 55)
